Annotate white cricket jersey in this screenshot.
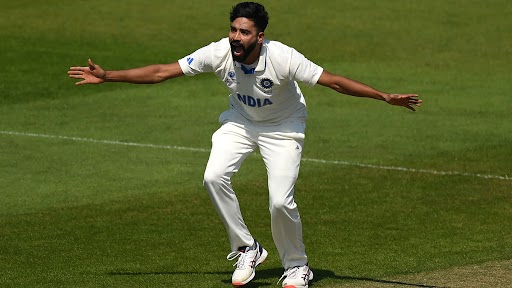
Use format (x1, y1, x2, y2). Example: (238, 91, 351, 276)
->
(178, 38, 324, 125)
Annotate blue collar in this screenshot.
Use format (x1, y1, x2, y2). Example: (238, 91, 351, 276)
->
(240, 65, 255, 75)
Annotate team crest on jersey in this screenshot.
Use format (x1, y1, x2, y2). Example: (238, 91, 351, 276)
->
(225, 71, 237, 85)
(260, 78, 274, 91)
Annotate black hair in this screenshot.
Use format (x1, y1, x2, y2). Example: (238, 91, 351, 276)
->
(230, 2, 269, 32)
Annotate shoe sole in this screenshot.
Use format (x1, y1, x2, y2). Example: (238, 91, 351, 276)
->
(231, 248, 268, 286)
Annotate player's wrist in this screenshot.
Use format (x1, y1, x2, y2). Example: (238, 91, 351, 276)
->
(380, 92, 391, 102)
(99, 70, 108, 81)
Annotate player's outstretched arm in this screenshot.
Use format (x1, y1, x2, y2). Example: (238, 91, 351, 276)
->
(317, 70, 422, 111)
(68, 59, 184, 85)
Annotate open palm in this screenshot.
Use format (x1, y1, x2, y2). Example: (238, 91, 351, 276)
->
(68, 59, 106, 85)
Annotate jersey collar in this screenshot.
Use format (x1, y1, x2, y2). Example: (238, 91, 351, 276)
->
(234, 40, 268, 73)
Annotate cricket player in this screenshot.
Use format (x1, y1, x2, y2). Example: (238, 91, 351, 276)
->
(68, 2, 422, 287)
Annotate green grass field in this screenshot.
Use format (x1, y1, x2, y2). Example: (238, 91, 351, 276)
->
(1, 1, 511, 287)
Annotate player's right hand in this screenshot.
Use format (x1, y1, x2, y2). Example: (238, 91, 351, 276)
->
(68, 59, 106, 85)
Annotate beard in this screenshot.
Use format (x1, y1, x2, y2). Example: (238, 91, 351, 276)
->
(230, 39, 258, 63)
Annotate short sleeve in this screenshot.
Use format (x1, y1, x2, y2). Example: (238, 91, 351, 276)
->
(289, 49, 324, 86)
(178, 43, 215, 76)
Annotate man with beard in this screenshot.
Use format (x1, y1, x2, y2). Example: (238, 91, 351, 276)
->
(68, 2, 422, 287)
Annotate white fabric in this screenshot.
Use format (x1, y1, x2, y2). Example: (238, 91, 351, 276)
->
(178, 38, 323, 125)
(203, 111, 308, 269)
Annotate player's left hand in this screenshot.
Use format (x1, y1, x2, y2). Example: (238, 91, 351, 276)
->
(384, 94, 422, 111)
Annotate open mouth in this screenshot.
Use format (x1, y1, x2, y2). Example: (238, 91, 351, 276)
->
(230, 42, 244, 57)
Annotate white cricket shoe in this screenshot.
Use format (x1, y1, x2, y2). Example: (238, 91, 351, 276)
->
(227, 241, 268, 286)
(278, 265, 313, 288)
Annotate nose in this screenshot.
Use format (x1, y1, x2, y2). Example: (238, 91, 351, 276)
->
(233, 30, 241, 40)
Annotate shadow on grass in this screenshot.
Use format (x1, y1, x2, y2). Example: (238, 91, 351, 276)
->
(107, 268, 446, 287)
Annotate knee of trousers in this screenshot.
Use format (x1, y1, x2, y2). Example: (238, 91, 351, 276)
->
(269, 195, 298, 216)
(203, 168, 230, 190)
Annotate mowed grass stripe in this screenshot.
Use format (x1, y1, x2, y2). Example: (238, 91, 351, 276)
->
(2, 130, 509, 181)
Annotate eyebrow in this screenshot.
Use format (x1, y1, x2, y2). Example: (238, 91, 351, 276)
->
(230, 25, 252, 34)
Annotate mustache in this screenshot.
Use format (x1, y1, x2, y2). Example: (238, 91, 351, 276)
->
(230, 40, 243, 46)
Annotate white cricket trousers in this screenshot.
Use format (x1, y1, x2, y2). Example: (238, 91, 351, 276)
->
(203, 113, 307, 269)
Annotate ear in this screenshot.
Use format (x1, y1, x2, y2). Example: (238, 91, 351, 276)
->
(258, 31, 265, 44)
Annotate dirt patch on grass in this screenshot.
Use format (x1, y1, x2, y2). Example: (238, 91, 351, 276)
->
(336, 259, 512, 288)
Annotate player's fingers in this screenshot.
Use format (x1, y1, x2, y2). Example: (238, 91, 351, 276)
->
(88, 58, 97, 71)
(69, 66, 86, 71)
(67, 70, 83, 75)
(68, 74, 84, 79)
(398, 94, 419, 99)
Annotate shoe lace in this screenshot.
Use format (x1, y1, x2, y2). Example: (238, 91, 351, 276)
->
(277, 266, 310, 285)
(226, 248, 248, 268)
(277, 267, 297, 284)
